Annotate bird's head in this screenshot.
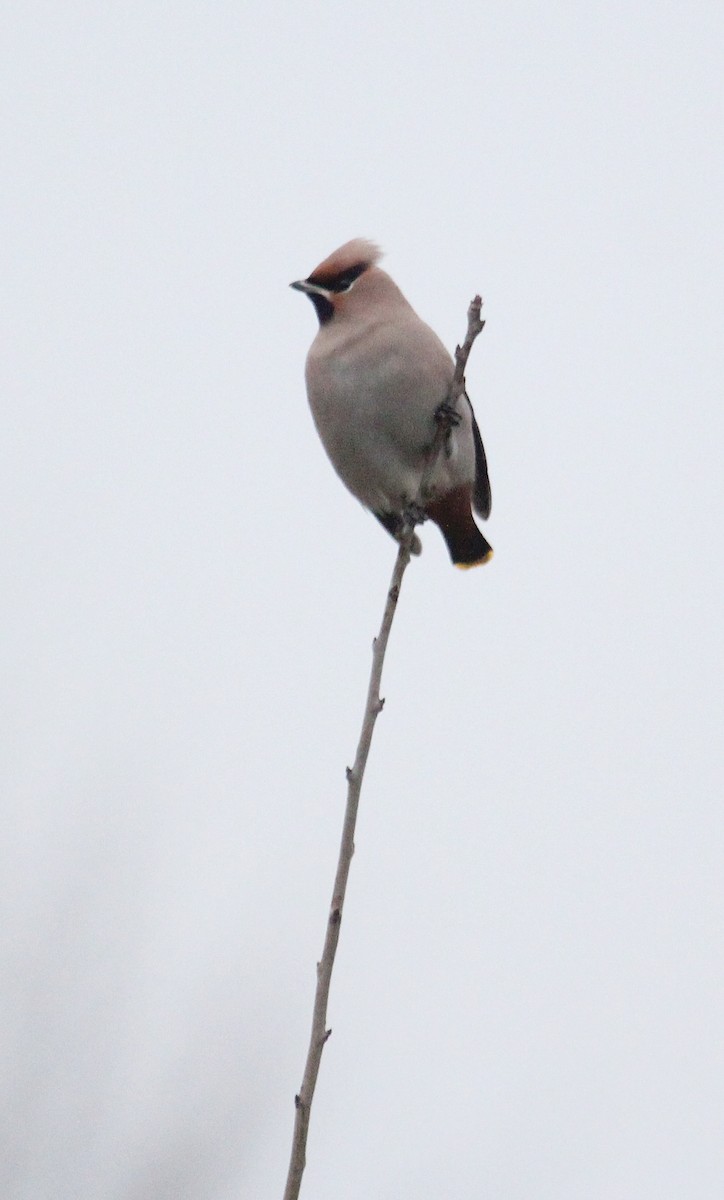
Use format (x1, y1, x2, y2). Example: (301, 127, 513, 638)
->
(290, 239, 384, 325)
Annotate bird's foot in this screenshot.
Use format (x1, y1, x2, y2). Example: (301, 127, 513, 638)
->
(402, 501, 428, 527)
(435, 400, 462, 428)
(396, 505, 425, 556)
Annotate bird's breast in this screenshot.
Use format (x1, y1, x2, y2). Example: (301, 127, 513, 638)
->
(304, 316, 472, 512)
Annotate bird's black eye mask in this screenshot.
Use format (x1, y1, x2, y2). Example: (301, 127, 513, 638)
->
(307, 261, 368, 293)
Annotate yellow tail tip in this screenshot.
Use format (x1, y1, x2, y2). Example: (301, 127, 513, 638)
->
(455, 548, 494, 570)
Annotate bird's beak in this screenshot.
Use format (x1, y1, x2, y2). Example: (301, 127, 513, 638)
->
(290, 279, 328, 296)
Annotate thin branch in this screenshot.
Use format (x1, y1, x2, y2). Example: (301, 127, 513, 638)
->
(282, 538, 410, 1200)
(454, 294, 485, 394)
(282, 294, 485, 1200)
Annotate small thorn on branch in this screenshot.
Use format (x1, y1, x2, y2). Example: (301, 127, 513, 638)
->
(294, 1094, 302, 1110)
(322, 1029, 332, 1044)
(345, 766, 354, 782)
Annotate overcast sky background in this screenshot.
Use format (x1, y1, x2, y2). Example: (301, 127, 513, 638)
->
(2, 3, 723, 1198)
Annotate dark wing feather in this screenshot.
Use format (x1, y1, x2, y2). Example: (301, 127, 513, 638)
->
(466, 394, 492, 519)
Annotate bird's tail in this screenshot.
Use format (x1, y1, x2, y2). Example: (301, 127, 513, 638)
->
(426, 486, 494, 569)
(445, 525, 493, 569)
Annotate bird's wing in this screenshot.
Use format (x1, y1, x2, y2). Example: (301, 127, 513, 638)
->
(467, 394, 492, 519)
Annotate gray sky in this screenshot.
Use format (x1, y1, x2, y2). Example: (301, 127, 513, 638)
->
(2, 2, 723, 1197)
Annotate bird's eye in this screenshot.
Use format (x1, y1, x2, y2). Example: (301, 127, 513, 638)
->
(329, 263, 367, 293)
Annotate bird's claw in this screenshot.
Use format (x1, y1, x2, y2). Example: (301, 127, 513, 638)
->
(435, 400, 462, 428)
(403, 502, 427, 527)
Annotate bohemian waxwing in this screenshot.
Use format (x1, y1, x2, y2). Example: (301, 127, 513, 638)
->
(291, 239, 493, 568)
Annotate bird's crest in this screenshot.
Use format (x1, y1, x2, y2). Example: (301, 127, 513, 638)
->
(306, 239, 383, 290)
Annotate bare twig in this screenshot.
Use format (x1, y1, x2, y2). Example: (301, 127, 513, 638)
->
(282, 295, 485, 1200)
(454, 294, 485, 394)
(282, 538, 410, 1200)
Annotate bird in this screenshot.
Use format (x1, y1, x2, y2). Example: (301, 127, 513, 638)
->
(291, 239, 493, 568)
